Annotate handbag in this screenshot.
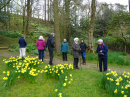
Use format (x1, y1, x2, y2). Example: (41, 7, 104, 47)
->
(98, 52, 104, 56)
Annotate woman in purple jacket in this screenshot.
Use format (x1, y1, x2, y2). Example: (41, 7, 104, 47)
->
(36, 36, 45, 62)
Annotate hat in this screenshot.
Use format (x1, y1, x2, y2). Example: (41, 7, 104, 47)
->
(74, 38, 79, 41)
(97, 39, 103, 43)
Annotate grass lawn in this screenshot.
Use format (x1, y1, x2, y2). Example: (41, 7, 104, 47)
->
(0, 56, 108, 97)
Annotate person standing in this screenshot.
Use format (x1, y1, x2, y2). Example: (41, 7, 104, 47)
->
(47, 33, 55, 65)
(36, 36, 45, 62)
(61, 39, 69, 61)
(80, 39, 87, 65)
(19, 34, 27, 57)
(96, 39, 108, 72)
(72, 38, 81, 70)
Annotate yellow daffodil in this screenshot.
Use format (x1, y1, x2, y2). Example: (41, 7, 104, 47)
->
(55, 89, 58, 92)
(58, 93, 62, 97)
(71, 79, 73, 81)
(124, 95, 127, 97)
(121, 91, 124, 94)
(3, 77, 8, 80)
(121, 86, 124, 89)
(18, 76, 20, 78)
(68, 81, 71, 84)
(63, 83, 66, 86)
(3, 71, 6, 74)
(65, 79, 67, 81)
(114, 89, 117, 93)
(107, 77, 109, 80)
(116, 83, 119, 85)
(70, 74, 72, 77)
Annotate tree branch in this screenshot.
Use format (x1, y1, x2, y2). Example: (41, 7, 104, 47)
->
(0, 0, 11, 10)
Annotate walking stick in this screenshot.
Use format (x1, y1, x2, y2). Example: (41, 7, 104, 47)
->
(80, 57, 82, 70)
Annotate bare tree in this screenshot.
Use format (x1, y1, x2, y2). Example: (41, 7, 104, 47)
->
(45, 0, 46, 24)
(88, 0, 96, 53)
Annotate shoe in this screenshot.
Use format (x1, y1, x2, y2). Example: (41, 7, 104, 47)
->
(76, 67, 80, 69)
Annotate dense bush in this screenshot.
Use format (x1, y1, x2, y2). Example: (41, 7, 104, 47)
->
(101, 70, 130, 97)
(86, 52, 130, 65)
(0, 31, 21, 38)
(98, 37, 130, 52)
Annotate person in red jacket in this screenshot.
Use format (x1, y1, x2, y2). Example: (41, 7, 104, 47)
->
(36, 36, 45, 62)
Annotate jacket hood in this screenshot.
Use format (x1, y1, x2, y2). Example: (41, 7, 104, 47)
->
(49, 35, 53, 38)
(38, 39, 44, 41)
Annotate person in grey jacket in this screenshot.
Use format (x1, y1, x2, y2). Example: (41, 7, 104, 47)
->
(72, 38, 81, 69)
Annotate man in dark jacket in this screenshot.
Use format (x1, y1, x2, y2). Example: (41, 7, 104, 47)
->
(47, 33, 55, 65)
(19, 35, 27, 57)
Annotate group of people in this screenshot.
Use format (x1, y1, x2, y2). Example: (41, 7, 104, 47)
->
(19, 33, 108, 72)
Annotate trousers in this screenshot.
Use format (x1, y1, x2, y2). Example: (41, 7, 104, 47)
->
(62, 52, 67, 61)
(19, 48, 26, 57)
(99, 58, 107, 72)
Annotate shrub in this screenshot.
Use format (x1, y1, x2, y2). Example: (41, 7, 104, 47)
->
(101, 70, 130, 97)
(0, 31, 21, 38)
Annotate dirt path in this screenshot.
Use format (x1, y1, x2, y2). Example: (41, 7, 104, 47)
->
(0, 50, 130, 73)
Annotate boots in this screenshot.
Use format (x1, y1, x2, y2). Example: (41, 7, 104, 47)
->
(83, 60, 86, 65)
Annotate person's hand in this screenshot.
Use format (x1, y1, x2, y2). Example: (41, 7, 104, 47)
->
(100, 50, 102, 52)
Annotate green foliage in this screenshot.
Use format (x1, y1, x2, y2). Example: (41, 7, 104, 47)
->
(0, 31, 21, 38)
(101, 70, 130, 97)
(26, 43, 38, 55)
(86, 52, 130, 65)
(101, 37, 130, 52)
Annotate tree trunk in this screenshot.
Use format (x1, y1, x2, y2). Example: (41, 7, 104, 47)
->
(54, 0, 61, 54)
(64, 0, 70, 42)
(48, 0, 49, 21)
(88, 0, 96, 53)
(45, 0, 46, 24)
(129, 0, 130, 13)
(26, 0, 31, 35)
(120, 27, 127, 52)
(23, 0, 26, 34)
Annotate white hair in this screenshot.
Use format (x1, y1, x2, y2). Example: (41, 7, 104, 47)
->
(64, 39, 66, 41)
(74, 38, 79, 41)
(97, 39, 103, 43)
(39, 36, 44, 40)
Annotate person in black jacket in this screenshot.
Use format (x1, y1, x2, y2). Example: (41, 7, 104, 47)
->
(47, 33, 55, 65)
(80, 39, 87, 65)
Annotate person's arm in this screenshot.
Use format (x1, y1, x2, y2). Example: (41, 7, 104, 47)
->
(85, 43, 87, 50)
(36, 41, 38, 47)
(96, 46, 99, 53)
(24, 39, 27, 46)
(102, 45, 108, 53)
(43, 41, 45, 47)
(72, 43, 79, 51)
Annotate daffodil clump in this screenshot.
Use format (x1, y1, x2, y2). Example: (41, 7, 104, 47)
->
(44, 64, 73, 97)
(101, 69, 130, 97)
(3, 56, 42, 86)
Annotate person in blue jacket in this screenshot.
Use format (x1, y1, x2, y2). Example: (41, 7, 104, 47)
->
(80, 39, 87, 65)
(96, 39, 108, 72)
(61, 39, 69, 61)
(19, 34, 27, 57)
